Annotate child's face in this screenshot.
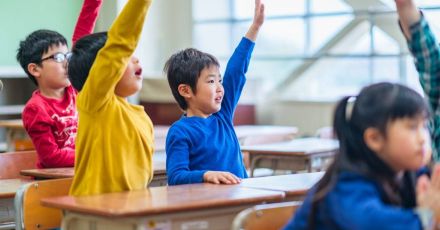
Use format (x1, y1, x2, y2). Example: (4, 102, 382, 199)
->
(186, 65, 224, 117)
(376, 116, 430, 172)
(34, 44, 70, 90)
(115, 56, 143, 98)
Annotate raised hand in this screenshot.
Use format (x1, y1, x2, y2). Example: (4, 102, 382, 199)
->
(245, 0, 265, 41)
(203, 171, 242, 184)
(253, 0, 265, 29)
(394, 0, 420, 39)
(417, 164, 440, 222)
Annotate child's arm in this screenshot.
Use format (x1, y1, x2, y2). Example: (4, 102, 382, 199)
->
(245, 0, 264, 42)
(220, 0, 264, 119)
(22, 106, 75, 168)
(395, 0, 420, 40)
(396, 0, 440, 161)
(72, 0, 103, 45)
(166, 128, 207, 185)
(417, 164, 440, 227)
(166, 127, 241, 185)
(78, 0, 151, 111)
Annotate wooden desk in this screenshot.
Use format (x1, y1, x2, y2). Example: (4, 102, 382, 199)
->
(20, 161, 168, 187)
(0, 179, 31, 199)
(0, 179, 31, 229)
(241, 137, 338, 176)
(0, 119, 32, 151)
(240, 172, 324, 201)
(234, 125, 298, 145)
(42, 183, 285, 230)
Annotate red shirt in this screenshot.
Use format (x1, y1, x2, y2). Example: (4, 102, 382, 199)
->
(22, 86, 78, 168)
(22, 0, 103, 168)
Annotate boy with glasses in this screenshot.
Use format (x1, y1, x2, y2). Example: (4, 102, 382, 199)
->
(16, 0, 102, 168)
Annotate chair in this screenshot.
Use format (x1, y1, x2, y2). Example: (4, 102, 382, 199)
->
(231, 201, 301, 230)
(14, 178, 72, 230)
(0, 150, 37, 179)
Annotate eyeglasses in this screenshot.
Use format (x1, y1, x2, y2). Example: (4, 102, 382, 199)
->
(39, 52, 72, 63)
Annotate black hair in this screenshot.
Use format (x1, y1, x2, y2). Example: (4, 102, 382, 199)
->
(163, 48, 219, 110)
(68, 32, 108, 91)
(16, 29, 68, 86)
(307, 82, 430, 229)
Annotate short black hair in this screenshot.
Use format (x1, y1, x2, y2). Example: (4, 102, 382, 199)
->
(16, 29, 68, 86)
(164, 48, 219, 110)
(68, 32, 108, 91)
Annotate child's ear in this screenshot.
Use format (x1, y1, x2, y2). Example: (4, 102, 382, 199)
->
(27, 63, 41, 79)
(178, 84, 192, 98)
(364, 127, 385, 153)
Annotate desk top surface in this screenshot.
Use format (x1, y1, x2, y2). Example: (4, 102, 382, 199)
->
(234, 125, 298, 138)
(42, 183, 285, 217)
(0, 179, 31, 198)
(241, 137, 339, 156)
(0, 119, 23, 129)
(240, 172, 324, 197)
(20, 161, 167, 179)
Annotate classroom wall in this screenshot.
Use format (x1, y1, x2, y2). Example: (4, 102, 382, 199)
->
(0, 1, 82, 67)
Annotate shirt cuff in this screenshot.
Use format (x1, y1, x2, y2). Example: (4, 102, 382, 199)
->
(415, 207, 434, 230)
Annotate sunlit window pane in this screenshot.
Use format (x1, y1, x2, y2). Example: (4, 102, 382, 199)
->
(309, 15, 353, 54)
(243, 19, 306, 56)
(234, 0, 306, 19)
(310, 0, 352, 13)
(193, 0, 231, 20)
(193, 23, 232, 57)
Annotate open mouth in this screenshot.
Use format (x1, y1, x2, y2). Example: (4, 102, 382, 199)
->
(135, 68, 143, 77)
(215, 96, 223, 102)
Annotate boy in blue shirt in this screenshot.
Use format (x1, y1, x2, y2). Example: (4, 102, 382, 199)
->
(164, 0, 265, 185)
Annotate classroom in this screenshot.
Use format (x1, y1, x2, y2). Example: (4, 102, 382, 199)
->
(1, 0, 440, 229)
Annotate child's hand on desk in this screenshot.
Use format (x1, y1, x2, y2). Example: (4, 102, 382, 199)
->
(417, 164, 440, 227)
(203, 171, 241, 184)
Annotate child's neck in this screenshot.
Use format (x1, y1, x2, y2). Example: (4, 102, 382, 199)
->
(186, 109, 211, 118)
(39, 87, 66, 100)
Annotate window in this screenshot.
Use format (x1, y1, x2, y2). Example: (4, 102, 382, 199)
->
(192, 0, 440, 101)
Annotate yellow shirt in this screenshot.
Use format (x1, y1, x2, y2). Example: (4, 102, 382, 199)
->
(70, 0, 154, 196)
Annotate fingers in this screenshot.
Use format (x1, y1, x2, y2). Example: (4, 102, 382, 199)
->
(417, 175, 431, 196)
(216, 172, 240, 184)
(431, 164, 440, 189)
(255, 0, 261, 10)
(204, 171, 241, 185)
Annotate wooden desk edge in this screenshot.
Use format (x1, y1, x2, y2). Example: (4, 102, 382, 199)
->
(41, 191, 285, 218)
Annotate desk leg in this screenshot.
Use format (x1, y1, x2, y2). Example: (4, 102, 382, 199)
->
(249, 155, 261, 177)
(5, 129, 14, 152)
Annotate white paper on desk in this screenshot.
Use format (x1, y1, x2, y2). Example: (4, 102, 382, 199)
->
(144, 220, 171, 230)
(181, 221, 209, 230)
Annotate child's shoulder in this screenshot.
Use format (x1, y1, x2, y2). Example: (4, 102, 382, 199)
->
(333, 171, 381, 195)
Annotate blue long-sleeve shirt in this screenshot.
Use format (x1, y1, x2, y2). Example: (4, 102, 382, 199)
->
(165, 37, 254, 185)
(283, 172, 423, 230)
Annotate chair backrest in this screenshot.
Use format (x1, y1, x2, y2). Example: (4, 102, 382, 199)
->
(0, 150, 37, 179)
(231, 201, 302, 230)
(14, 178, 72, 230)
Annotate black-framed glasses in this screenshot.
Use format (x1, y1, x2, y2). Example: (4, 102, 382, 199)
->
(39, 52, 72, 63)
